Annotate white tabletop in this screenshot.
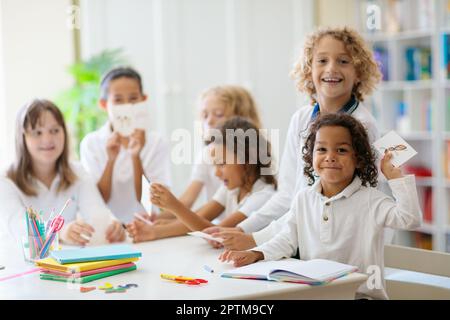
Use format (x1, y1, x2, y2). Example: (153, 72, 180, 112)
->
(0, 236, 367, 300)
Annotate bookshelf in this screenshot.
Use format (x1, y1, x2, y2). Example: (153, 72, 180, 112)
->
(356, 0, 450, 253)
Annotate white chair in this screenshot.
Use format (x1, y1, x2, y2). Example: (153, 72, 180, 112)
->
(384, 244, 450, 299)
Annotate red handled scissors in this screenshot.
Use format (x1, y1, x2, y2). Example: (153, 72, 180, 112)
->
(160, 274, 208, 285)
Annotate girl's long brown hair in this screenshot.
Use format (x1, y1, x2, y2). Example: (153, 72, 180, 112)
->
(7, 99, 77, 196)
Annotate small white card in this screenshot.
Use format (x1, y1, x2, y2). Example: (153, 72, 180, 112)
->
(188, 231, 224, 243)
(109, 101, 151, 136)
(373, 130, 418, 167)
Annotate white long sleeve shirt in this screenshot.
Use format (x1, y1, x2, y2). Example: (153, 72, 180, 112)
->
(254, 175, 422, 300)
(237, 103, 379, 236)
(212, 179, 276, 224)
(191, 146, 222, 202)
(80, 123, 171, 223)
(0, 163, 116, 250)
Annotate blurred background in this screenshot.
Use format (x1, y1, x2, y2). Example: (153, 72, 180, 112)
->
(1, 0, 450, 253)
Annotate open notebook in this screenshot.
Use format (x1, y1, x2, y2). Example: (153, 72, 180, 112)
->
(221, 258, 358, 285)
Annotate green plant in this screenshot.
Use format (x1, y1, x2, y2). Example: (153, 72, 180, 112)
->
(55, 48, 126, 158)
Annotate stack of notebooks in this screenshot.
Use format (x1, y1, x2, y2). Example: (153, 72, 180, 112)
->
(35, 244, 142, 283)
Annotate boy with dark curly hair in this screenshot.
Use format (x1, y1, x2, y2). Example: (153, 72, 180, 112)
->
(220, 114, 422, 300)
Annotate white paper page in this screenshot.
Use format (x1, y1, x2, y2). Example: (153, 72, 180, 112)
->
(187, 231, 224, 243)
(274, 259, 357, 282)
(373, 130, 418, 167)
(222, 259, 303, 277)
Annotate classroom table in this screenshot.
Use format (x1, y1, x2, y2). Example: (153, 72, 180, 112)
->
(0, 235, 368, 299)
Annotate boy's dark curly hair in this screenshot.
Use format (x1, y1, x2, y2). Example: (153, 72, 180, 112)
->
(302, 113, 378, 187)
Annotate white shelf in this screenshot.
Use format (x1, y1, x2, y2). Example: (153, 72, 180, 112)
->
(443, 179, 450, 188)
(364, 29, 433, 42)
(402, 132, 435, 140)
(416, 223, 435, 234)
(379, 80, 434, 91)
(414, 177, 436, 187)
(440, 80, 450, 88)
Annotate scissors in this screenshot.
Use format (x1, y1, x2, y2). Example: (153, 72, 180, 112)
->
(50, 215, 65, 232)
(160, 274, 208, 285)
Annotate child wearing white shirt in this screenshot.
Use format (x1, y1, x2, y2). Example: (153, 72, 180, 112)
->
(0, 99, 124, 248)
(80, 67, 171, 223)
(205, 26, 382, 250)
(156, 85, 263, 222)
(126, 117, 276, 242)
(220, 113, 422, 300)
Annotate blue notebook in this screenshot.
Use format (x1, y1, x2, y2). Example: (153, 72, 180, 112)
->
(50, 244, 142, 264)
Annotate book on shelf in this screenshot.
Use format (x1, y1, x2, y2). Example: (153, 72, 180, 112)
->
(441, 34, 450, 80)
(414, 232, 433, 250)
(363, 0, 433, 33)
(374, 46, 389, 81)
(405, 46, 432, 81)
(424, 188, 432, 223)
(446, 141, 450, 179)
(446, 0, 450, 29)
(385, 0, 404, 33)
(395, 100, 432, 133)
(417, 0, 433, 30)
(221, 258, 358, 285)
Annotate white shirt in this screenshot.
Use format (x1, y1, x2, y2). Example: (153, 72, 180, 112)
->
(191, 146, 222, 202)
(237, 103, 379, 239)
(80, 123, 171, 223)
(212, 179, 276, 224)
(254, 175, 422, 300)
(0, 163, 115, 249)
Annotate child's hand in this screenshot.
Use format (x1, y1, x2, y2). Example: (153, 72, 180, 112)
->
(381, 151, 403, 180)
(105, 220, 126, 243)
(203, 226, 225, 249)
(61, 221, 95, 246)
(215, 231, 256, 251)
(150, 183, 180, 212)
(107, 132, 121, 161)
(126, 220, 157, 243)
(219, 249, 264, 267)
(129, 129, 146, 157)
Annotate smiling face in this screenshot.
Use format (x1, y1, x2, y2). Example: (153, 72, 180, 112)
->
(311, 35, 359, 107)
(313, 125, 358, 196)
(24, 110, 65, 170)
(212, 144, 245, 190)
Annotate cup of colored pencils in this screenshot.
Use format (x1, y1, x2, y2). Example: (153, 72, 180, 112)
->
(22, 199, 70, 262)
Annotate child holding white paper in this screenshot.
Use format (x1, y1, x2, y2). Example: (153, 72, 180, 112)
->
(126, 117, 276, 242)
(0, 99, 125, 247)
(220, 113, 422, 300)
(80, 67, 171, 223)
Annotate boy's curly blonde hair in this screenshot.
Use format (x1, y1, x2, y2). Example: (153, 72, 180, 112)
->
(291, 26, 381, 105)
